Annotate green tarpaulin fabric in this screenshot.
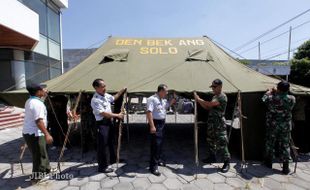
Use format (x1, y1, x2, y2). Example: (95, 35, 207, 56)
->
(1, 36, 310, 107)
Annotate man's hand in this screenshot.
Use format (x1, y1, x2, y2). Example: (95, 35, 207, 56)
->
(194, 91, 199, 101)
(117, 113, 124, 120)
(122, 87, 127, 94)
(150, 125, 156, 134)
(267, 87, 276, 95)
(45, 133, 53, 145)
(170, 98, 176, 106)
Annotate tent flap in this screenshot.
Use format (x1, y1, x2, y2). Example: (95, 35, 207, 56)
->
(100, 48, 129, 64)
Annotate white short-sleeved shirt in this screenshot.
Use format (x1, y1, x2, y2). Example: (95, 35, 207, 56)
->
(146, 94, 169, 120)
(91, 92, 115, 121)
(23, 97, 48, 137)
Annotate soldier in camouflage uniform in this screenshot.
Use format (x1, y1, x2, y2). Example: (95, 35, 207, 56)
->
(262, 81, 295, 174)
(194, 79, 231, 173)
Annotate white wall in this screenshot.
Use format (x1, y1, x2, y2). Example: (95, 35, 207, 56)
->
(52, 0, 68, 9)
(0, 0, 39, 42)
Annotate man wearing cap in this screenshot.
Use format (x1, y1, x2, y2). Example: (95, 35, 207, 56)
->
(194, 79, 231, 173)
(262, 81, 295, 174)
(23, 83, 53, 183)
(146, 84, 176, 176)
(91, 79, 126, 173)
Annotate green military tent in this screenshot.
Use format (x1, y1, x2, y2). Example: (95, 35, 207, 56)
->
(2, 36, 310, 96)
(1, 36, 310, 159)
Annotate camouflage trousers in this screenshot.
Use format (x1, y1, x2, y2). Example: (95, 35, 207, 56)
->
(265, 124, 291, 162)
(206, 117, 231, 161)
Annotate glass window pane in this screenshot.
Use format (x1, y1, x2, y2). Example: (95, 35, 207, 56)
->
(33, 34, 48, 56)
(48, 7, 60, 43)
(21, 0, 47, 35)
(48, 39, 61, 60)
(49, 59, 61, 78)
(25, 53, 50, 84)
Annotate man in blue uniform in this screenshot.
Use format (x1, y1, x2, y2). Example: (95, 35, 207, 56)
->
(146, 84, 176, 176)
(91, 78, 126, 173)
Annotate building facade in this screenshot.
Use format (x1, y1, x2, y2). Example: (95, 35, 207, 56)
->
(242, 59, 290, 76)
(0, 0, 68, 91)
(63, 48, 97, 72)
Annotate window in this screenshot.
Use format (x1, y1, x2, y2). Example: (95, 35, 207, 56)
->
(47, 7, 60, 43)
(49, 59, 61, 78)
(21, 0, 47, 35)
(33, 34, 48, 56)
(48, 39, 61, 60)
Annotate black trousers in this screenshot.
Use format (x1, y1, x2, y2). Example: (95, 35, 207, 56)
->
(23, 134, 51, 178)
(150, 119, 165, 170)
(96, 121, 116, 171)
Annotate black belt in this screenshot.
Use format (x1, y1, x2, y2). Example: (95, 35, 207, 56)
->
(153, 119, 165, 124)
(96, 118, 112, 126)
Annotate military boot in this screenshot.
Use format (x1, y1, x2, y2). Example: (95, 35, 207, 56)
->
(221, 159, 230, 173)
(282, 161, 290, 175)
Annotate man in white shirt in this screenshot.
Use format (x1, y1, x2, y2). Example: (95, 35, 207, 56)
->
(90, 79, 126, 173)
(146, 84, 176, 176)
(23, 83, 53, 183)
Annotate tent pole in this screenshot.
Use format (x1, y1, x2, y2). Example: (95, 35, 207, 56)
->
(116, 92, 127, 170)
(126, 93, 130, 143)
(57, 91, 82, 173)
(238, 91, 247, 172)
(80, 94, 84, 159)
(194, 98, 199, 180)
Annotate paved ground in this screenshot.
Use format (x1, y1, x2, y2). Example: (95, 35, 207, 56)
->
(1, 125, 310, 190)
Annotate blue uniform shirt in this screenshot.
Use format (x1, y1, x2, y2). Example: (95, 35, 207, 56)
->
(147, 94, 170, 120)
(91, 92, 114, 121)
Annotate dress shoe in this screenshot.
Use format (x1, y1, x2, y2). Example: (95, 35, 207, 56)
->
(158, 161, 166, 166)
(150, 169, 161, 176)
(98, 168, 114, 173)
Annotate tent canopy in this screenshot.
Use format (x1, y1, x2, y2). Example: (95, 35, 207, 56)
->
(1, 36, 310, 106)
